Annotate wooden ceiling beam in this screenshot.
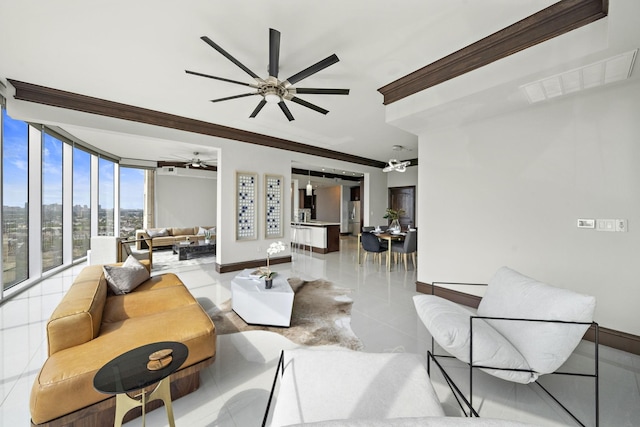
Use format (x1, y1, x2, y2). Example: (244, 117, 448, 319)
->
(8, 79, 387, 169)
(378, 0, 608, 105)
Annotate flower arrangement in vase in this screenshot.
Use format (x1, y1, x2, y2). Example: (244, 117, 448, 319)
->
(383, 208, 405, 232)
(261, 241, 286, 289)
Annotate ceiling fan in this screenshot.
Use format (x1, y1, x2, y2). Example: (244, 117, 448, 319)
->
(186, 152, 216, 168)
(185, 28, 350, 121)
(163, 152, 216, 169)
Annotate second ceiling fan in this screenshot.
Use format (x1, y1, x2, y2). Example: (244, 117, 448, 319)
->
(186, 28, 349, 121)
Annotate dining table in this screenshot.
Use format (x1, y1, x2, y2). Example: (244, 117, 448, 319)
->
(357, 231, 405, 271)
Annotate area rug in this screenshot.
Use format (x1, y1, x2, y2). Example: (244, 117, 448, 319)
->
(149, 248, 216, 272)
(204, 278, 363, 351)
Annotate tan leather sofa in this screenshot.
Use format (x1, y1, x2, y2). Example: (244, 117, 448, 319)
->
(135, 226, 215, 250)
(29, 261, 216, 427)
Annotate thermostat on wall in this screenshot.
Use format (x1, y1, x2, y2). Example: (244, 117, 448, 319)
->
(577, 219, 595, 229)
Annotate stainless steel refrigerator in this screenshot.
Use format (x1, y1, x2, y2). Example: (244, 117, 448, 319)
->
(348, 201, 361, 235)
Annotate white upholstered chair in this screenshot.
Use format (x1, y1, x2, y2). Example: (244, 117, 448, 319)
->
(414, 267, 599, 426)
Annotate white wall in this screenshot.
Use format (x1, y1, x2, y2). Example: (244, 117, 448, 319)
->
(364, 171, 389, 227)
(416, 80, 640, 336)
(155, 168, 216, 228)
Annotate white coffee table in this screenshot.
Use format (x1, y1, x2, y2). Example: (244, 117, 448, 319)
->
(231, 269, 294, 327)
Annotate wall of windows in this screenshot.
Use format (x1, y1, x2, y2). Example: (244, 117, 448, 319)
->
(2, 109, 29, 290)
(42, 133, 63, 271)
(98, 158, 115, 236)
(119, 167, 144, 239)
(72, 147, 91, 259)
(0, 106, 150, 300)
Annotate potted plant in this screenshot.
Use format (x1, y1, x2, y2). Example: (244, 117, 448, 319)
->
(383, 208, 405, 232)
(203, 229, 212, 244)
(261, 241, 286, 289)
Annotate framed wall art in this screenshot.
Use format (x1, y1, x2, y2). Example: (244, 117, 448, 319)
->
(264, 174, 284, 238)
(236, 171, 258, 240)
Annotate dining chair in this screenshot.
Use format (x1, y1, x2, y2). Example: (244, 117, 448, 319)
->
(391, 229, 417, 270)
(360, 232, 388, 265)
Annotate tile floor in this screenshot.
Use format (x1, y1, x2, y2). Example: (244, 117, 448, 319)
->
(1, 236, 638, 426)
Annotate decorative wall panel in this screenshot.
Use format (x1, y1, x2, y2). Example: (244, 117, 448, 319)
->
(264, 174, 283, 238)
(236, 172, 257, 240)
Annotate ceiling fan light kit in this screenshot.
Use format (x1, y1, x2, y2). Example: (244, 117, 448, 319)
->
(186, 28, 350, 121)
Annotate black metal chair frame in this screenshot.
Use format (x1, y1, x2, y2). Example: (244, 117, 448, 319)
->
(262, 350, 285, 427)
(428, 281, 599, 427)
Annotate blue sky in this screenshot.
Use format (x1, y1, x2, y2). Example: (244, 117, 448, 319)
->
(2, 109, 28, 208)
(3, 109, 144, 210)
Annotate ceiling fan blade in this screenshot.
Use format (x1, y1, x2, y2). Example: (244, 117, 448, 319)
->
(290, 96, 329, 115)
(185, 70, 253, 87)
(278, 101, 295, 121)
(200, 36, 260, 79)
(210, 92, 257, 103)
(250, 99, 267, 118)
(285, 54, 339, 85)
(269, 28, 280, 78)
(295, 88, 350, 95)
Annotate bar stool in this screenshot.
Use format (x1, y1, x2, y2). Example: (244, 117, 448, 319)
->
(292, 225, 312, 256)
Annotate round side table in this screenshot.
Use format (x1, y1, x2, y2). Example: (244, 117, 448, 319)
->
(93, 341, 188, 427)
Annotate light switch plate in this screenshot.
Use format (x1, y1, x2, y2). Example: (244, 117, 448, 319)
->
(596, 219, 616, 232)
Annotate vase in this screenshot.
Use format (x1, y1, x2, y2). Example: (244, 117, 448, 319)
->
(204, 239, 210, 244)
(265, 278, 273, 289)
(389, 219, 401, 232)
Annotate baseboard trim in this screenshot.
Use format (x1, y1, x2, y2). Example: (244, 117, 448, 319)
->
(416, 281, 640, 356)
(216, 255, 292, 274)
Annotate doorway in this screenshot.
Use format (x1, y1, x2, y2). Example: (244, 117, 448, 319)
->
(388, 186, 415, 229)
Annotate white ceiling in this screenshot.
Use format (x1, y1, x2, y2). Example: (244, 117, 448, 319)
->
(1, 0, 637, 169)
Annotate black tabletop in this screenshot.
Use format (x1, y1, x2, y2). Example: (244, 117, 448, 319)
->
(93, 341, 188, 394)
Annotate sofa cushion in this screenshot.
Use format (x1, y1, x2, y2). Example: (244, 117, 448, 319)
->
(270, 349, 445, 427)
(477, 267, 596, 375)
(171, 226, 196, 236)
(152, 235, 177, 246)
(102, 280, 198, 323)
(413, 295, 534, 384)
(102, 256, 150, 295)
(146, 227, 168, 238)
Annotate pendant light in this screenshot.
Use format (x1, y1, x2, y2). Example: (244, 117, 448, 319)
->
(306, 169, 313, 196)
(382, 145, 411, 173)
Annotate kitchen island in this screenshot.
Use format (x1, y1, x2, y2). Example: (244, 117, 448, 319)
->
(291, 221, 340, 253)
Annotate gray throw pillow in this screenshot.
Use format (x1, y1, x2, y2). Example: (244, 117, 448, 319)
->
(103, 255, 150, 295)
(146, 228, 168, 238)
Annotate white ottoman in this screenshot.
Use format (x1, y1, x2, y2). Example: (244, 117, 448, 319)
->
(231, 269, 294, 327)
(269, 349, 445, 427)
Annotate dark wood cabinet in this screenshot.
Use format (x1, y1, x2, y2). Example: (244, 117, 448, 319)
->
(350, 186, 360, 201)
(326, 225, 340, 252)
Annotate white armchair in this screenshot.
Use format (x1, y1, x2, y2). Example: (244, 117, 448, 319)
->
(414, 267, 599, 426)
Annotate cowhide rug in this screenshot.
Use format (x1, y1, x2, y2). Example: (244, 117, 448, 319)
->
(204, 278, 363, 351)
